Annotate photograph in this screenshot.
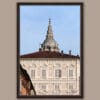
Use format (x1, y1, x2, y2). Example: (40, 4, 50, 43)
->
(17, 3, 83, 98)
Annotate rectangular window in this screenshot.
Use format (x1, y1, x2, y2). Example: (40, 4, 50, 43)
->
(69, 84, 73, 90)
(31, 69, 35, 79)
(55, 84, 59, 91)
(42, 84, 46, 90)
(55, 69, 61, 78)
(69, 69, 73, 77)
(41, 84, 46, 93)
(42, 70, 46, 79)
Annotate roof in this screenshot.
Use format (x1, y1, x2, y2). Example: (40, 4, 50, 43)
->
(20, 51, 80, 59)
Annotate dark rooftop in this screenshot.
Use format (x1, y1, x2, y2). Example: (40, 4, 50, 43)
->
(20, 51, 80, 59)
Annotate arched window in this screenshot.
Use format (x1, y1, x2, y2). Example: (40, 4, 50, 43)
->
(55, 69, 61, 78)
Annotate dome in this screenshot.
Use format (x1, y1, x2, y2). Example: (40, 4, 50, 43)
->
(43, 38, 58, 47)
(40, 19, 59, 52)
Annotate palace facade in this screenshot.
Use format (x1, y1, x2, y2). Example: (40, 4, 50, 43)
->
(20, 19, 80, 95)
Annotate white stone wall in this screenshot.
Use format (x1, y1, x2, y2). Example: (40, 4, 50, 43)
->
(20, 58, 80, 95)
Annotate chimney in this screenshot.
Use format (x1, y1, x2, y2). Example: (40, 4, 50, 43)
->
(39, 48, 42, 52)
(77, 54, 79, 57)
(61, 50, 63, 54)
(69, 50, 71, 55)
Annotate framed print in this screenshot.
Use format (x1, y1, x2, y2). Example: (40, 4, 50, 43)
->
(17, 2, 83, 98)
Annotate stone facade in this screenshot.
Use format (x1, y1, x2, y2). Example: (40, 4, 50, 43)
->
(20, 58, 80, 95)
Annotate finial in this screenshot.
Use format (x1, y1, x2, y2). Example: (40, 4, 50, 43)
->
(49, 18, 51, 25)
(61, 50, 63, 54)
(69, 50, 72, 55)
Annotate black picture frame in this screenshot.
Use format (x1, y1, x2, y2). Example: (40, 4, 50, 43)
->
(17, 2, 84, 98)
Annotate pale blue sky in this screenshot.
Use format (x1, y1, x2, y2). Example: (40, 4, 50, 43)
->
(20, 5, 80, 55)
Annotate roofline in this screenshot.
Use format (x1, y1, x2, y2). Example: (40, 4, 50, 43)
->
(20, 57, 80, 60)
(20, 51, 80, 59)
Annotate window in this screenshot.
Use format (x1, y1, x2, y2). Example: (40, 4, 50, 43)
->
(41, 84, 46, 93)
(55, 69, 61, 78)
(42, 70, 46, 79)
(69, 84, 73, 90)
(55, 84, 60, 91)
(69, 69, 73, 77)
(42, 84, 46, 91)
(31, 69, 35, 79)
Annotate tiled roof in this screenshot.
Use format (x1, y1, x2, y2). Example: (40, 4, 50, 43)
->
(20, 51, 80, 59)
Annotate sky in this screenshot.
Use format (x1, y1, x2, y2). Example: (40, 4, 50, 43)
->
(20, 5, 80, 55)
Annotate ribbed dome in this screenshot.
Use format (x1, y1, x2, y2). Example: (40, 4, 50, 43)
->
(40, 19, 59, 52)
(43, 38, 58, 47)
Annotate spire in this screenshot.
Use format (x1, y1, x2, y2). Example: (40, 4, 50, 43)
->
(47, 18, 53, 37)
(40, 19, 59, 52)
(49, 18, 51, 25)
